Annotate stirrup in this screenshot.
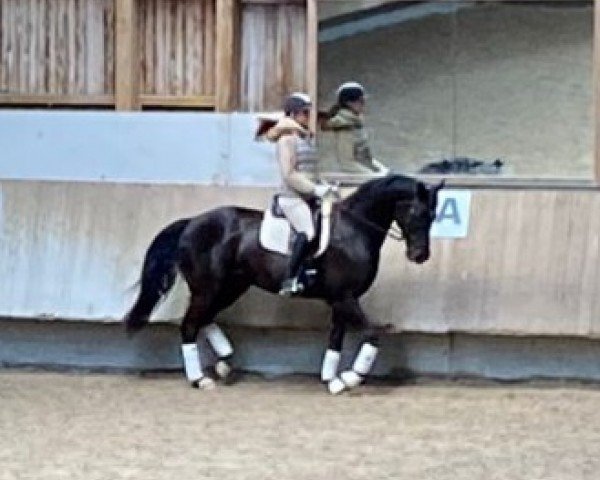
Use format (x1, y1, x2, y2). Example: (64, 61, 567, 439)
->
(279, 277, 305, 297)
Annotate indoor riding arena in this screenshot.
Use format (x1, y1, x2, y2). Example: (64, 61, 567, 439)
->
(1, 1, 600, 479)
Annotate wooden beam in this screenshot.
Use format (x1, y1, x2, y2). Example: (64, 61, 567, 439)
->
(215, 0, 238, 111)
(242, 0, 304, 4)
(595, 0, 600, 182)
(0, 93, 217, 109)
(0, 94, 115, 106)
(139, 95, 216, 108)
(115, 0, 139, 110)
(306, 0, 318, 132)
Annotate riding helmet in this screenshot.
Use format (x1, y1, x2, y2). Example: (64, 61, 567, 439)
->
(283, 92, 312, 116)
(336, 81, 365, 106)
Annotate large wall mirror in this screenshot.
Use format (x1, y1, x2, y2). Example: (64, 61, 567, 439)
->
(318, 0, 593, 180)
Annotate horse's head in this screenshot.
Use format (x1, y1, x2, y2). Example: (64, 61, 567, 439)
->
(395, 180, 444, 264)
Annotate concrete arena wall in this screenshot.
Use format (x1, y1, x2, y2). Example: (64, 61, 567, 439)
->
(1, 110, 600, 382)
(4, 320, 600, 382)
(0, 110, 279, 185)
(2, 179, 600, 338)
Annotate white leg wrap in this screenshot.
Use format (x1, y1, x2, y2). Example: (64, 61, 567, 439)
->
(352, 342, 378, 376)
(215, 359, 231, 379)
(321, 349, 341, 382)
(204, 324, 233, 358)
(328, 377, 347, 395)
(340, 370, 363, 388)
(181, 343, 203, 382)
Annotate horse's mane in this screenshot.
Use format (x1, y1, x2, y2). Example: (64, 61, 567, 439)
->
(343, 174, 417, 208)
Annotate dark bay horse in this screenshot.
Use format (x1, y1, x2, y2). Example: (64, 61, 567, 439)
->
(124, 174, 443, 393)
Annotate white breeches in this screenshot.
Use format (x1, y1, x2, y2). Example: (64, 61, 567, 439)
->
(278, 196, 315, 241)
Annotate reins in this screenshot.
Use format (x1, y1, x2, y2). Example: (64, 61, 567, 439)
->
(336, 203, 405, 242)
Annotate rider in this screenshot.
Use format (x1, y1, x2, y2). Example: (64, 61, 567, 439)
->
(265, 92, 331, 296)
(321, 81, 389, 175)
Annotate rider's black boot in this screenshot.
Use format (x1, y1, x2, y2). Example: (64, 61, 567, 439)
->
(279, 233, 310, 296)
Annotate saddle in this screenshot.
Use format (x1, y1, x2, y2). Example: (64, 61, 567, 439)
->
(259, 194, 335, 257)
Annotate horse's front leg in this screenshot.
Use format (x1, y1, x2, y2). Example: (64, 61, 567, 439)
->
(321, 303, 346, 394)
(327, 298, 380, 394)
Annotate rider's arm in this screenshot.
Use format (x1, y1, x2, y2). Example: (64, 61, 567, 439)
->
(277, 135, 318, 196)
(322, 114, 354, 131)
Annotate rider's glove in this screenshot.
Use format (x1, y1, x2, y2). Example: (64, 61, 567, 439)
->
(313, 184, 331, 198)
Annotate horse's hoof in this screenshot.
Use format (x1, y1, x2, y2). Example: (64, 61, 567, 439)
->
(199, 377, 216, 390)
(215, 360, 231, 379)
(191, 377, 216, 390)
(340, 370, 363, 389)
(328, 377, 346, 395)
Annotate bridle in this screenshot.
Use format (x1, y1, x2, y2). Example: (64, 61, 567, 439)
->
(323, 181, 442, 245)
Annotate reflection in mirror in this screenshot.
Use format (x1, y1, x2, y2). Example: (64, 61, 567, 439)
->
(318, 1, 593, 179)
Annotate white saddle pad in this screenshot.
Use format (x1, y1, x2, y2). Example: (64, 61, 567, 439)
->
(259, 196, 334, 257)
(259, 208, 293, 256)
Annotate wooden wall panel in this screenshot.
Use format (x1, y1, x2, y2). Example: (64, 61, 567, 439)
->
(115, 0, 138, 109)
(0, 0, 310, 110)
(215, 0, 238, 111)
(240, 2, 306, 111)
(306, 0, 317, 129)
(0, 0, 115, 98)
(137, 0, 215, 99)
(595, 0, 600, 181)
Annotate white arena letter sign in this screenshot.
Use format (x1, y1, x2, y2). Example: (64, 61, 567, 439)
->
(430, 190, 472, 239)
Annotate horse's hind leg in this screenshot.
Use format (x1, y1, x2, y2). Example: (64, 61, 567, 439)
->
(203, 323, 234, 380)
(202, 280, 249, 383)
(180, 291, 219, 389)
(180, 280, 249, 388)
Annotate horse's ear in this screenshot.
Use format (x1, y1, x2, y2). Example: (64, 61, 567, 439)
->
(435, 179, 446, 192)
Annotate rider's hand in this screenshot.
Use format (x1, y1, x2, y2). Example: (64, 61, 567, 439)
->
(313, 184, 331, 198)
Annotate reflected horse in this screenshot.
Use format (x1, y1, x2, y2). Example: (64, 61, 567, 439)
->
(124, 175, 443, 394)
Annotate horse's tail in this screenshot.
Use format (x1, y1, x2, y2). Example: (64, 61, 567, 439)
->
(124, 218, 191, 334)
